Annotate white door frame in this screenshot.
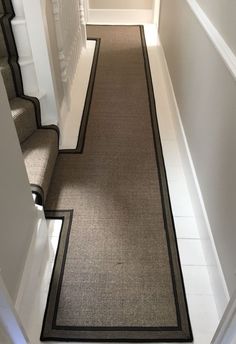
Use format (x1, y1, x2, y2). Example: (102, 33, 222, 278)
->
(152, 0, 160, 26)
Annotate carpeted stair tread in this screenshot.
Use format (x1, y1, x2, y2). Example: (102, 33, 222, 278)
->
(10, 97, 37, 143)
(0, 57, 16, 99)
(22, 129, 58, 202)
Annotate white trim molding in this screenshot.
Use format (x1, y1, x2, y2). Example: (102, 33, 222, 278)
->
(212, 290, 236, 344)
(148, 19, 230, 316)
(185, 0, 236, 80)
(15, 204, 49, 342)
(88, 9, 153, 25)
(59, 40, 96, 149)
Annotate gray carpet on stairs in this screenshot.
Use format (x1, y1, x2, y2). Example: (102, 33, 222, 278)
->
(41, 25, 192, 342)
(22, 129, 58, 201)
(10, 97, 37, 143)
(0, 0, 58, 202)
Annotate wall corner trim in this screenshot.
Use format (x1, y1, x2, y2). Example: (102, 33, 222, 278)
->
(186, 0, 236, 80)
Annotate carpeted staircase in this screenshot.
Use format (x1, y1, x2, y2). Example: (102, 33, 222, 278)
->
(0, 0, 59, 205)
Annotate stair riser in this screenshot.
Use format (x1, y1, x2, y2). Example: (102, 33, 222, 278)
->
(11, 97, 37, 143)
(0, 62, 16, 98)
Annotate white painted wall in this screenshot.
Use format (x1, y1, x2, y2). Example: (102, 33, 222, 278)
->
(89, 0, 153, 9)
(159, 0, 236, 302)
(0, 74, 37, 302)
(196, 0, 236, 56)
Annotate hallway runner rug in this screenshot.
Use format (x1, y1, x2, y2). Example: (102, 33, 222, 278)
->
(41, 25, 193, 342)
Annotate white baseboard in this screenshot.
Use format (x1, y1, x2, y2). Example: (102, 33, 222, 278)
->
(15, 205, 49, 327)
(159, 41, 230, 317)
(59, 41, 96, 149)
(88, 9, 153, 25)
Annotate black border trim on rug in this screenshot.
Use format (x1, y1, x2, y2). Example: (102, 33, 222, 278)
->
(40, 25, 193, 342)
(59, 37, 101, 154)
